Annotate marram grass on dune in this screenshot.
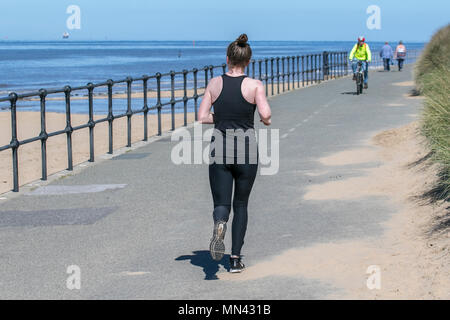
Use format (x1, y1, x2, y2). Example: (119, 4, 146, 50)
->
(416, 24, 450, 201)
(415, 23, 450, 92)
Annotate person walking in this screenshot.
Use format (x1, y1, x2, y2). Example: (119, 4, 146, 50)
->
(198, 34, 272, 273)
(349, 36, 372, 89)
(394, 41, 407, 71)
(380, 42, 394, 71)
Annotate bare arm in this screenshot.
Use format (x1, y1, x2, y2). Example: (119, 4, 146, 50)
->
(254, 80, 271, 125)
(198, 81, 216, 124)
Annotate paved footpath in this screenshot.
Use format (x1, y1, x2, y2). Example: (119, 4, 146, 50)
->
(0, 66, 422, 299)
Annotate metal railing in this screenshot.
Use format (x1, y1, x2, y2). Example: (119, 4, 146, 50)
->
(0, 49, 420, 192)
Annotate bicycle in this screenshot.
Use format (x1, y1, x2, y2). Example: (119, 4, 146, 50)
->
(355, 61, 364, 95)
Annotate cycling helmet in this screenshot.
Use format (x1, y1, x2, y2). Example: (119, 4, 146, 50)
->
(358, 36, 365, 42)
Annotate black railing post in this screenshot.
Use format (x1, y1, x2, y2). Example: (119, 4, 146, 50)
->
(258, 60, 262, 82)
(323, 51, 329, 80)
(276, 57, 280, 94)
(156, 73, 162, 136)
(336, 52, 339, 79)
(143, 75, 149, 141)
(329, 53, 333, 78)
(126, 77, 133, 147)
(292, 56, 298, 89)
(222, 63, 227, 75)
(252, 60, 255, 79)
(170, 71, 176, 131)
(301, 55, 305, 87)
(314, 55, 317, 83)
(264, 58, 268, 97)
(182, 69, 188, 127)
(107, 79, 114, 153)
(331, 53, 334, 78)
(318, 54, 322, 83)
(335, 52, 338, 77)
(281, 56, 285, 92)
(270, 58, 274, 96)
(209, 65, 214, 80)
(323, 53, 326, 81)
(316, 54, 319, 82)
(333, 53, 338, 78)
(333, 52, 337, 78)
(306, 55, 310, 86)
(286, 56, 290, 91)
(295, 56, 298, 88)
(39, 89, 48, 180)
(204, 65, 209, 87)
(345, 51, 349, 75)
(337, 52, 340, 77)
(9, 93, 19, 192)
(87, 83, 95, 162)
(328, 53, 332, 79)
(64, 85, 73, 170)
(338, 52, 341, 77)
(338, 52, 342, 77)
(193, 68, 198, 121)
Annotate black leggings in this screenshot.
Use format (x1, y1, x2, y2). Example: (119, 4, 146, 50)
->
(209, 162, 258, 256)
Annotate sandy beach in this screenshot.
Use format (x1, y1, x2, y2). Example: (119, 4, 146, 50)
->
(0, 111, 195, 194)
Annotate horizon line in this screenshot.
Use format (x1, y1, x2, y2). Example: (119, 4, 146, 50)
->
(0, 39, 427, 43)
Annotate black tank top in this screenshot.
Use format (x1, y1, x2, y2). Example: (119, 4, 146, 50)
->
(210, 74, 258, 164)
(213, 74, 256, 131)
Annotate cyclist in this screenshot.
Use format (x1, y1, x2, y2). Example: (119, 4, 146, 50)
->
(349, 36, 372, 89)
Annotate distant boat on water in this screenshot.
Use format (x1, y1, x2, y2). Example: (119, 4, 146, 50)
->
(62, 32, 69, 39)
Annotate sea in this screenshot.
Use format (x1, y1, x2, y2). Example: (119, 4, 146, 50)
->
(0, 41, 425, 114)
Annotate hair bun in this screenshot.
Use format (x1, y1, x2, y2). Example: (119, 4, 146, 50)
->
(236, 34, 248, 47)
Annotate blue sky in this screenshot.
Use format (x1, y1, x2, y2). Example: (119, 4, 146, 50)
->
(0, 0, 448, 42)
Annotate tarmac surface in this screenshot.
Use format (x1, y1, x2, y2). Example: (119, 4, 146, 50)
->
(0, 65, 422, 299)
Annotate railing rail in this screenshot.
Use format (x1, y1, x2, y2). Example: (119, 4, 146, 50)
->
(0, 49, 421, 192)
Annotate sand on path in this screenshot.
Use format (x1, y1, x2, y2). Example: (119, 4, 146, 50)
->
(220, 122, 450, 299)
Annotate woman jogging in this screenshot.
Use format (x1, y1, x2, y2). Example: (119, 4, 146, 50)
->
(198, 34, 272, 273)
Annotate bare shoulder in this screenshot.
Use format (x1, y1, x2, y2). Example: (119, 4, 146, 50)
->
(207, 76, 223, 92)
(209, 76, 222, 86)
(243, 77, 263, 89)
(208, 76, 223, 102)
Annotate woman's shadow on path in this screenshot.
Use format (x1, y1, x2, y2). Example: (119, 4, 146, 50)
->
(175, 250, 230, 280)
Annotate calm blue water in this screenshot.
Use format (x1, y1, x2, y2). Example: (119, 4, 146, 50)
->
(0, 41, 425, 114)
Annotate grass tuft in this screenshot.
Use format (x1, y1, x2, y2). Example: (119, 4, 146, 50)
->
(415, 24, 450, 204)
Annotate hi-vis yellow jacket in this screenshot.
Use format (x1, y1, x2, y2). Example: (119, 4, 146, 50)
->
(349, 43, 372, 61)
